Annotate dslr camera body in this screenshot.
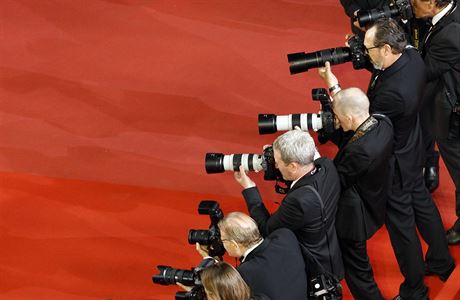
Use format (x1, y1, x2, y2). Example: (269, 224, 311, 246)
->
(309, 273, 343, 300)
(152, 257, 216, 300)
(188, 200, 226, 258)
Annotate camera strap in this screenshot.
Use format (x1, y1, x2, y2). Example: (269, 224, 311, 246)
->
(300, 185, 335, 276)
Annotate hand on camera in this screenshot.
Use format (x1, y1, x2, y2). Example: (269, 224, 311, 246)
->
(177, 282, 192, 292)
(234, 165, 256, 189)
(196, 242, 210, 258)
(318, 61, 338, 89)
(352, 10, 366, 32)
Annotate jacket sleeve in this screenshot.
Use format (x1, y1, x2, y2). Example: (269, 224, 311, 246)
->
(340, 0, 361, 17)
(424, 24, 460, 81)
(242, 187, 305, 237)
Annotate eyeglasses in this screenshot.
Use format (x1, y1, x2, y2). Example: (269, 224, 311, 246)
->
(364, 45, 380, 55)
(221, 238, 232, 243)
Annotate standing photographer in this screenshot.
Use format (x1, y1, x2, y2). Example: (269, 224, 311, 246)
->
(412, 0, 460, 246)
(317, 87, 393, 300)
(233, 130, 344, 281)
(318, 18, 454, 299)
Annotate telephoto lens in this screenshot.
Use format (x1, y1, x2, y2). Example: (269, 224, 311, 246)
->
(152, 266, 196, 286)
(287, 47, 351, 74)
(258, 113, 324, 134)
(205, 153, 264, 173)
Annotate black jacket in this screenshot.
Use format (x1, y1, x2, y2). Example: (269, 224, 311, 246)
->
(241, 157, 344, 280)
(237, 228, 308, 300)
(333, 115, 394, 241)
(340, 0, 388, 33)
(421, 1, 460, 139)
(367, 47, 426, 191)
(340, 0, 388, 18)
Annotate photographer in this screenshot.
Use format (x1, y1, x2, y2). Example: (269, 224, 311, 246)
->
(319, 87, 393, 300)
(197, 212, 308, 300)
(233, 130, 344, 281)
(180, 261, 270, 300)
(319, 18, 454, 299)
(412, 0, 460, 246)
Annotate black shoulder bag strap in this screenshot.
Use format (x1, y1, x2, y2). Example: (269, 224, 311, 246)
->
(303, 185, 335, 275)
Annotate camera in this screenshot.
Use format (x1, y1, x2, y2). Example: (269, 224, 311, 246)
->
(152, 258, 215, 300)
(205, 147, 290, 194)
(354, 0, 413, 28)
(175, 286, 206, 300)
(205, 146, 278, 181)
(287, 35, 366, 74)
(258, 88, 335, 139)
(309, 273, 343, 300)
(188, 200, 226, 258)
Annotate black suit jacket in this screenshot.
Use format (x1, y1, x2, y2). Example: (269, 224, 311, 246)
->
(333, 115, 394, 241)
(367, 48, 426, 191)
(242, 157, 344, 280)
(237, 228, 308, 300)
(421, 2, 460, 139)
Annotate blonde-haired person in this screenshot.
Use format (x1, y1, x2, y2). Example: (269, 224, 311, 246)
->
(200, 261, 269, 300)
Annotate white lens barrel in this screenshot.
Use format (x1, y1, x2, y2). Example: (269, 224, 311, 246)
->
(275, 113, 323, 132)
(222, 154, 264, 172)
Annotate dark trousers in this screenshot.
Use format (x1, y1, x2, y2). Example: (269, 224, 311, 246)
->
(420, 106, 438, 168)
(339, 239, 383, 300)
(386, 169, 453, 299)
(438, 136, 460, 230)
(385, 170, 427, 300)
(411, 173, 454, 273)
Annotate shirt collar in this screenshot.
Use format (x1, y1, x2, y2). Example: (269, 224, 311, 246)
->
(432, 2, 454, 25)
(240, 238, 264, 263)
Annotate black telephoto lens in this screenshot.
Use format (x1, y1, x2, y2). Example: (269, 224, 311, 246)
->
(287, 47, 351, 74)
(258, 114, 277, 134)
(188, 230, 211, 245)
(152, 266, 196, 286)
(205, 153, 225, 174)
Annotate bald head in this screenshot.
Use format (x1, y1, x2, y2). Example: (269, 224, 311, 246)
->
(218, 212, 262, 247)
(333, 87, 370, 117)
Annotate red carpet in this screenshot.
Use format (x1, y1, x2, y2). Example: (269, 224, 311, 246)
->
(0, 1, 458, 299)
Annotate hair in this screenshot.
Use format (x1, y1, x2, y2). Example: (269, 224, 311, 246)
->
(272, 130, 316, 165)
(369, 17, 407, 54)
(200, 261, 251, 300)
(433, 0, 451, 7)
(333, 87, 370, 117)
(218, 212, 262, 248)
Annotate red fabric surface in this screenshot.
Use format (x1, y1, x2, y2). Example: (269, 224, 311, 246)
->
(0, 1, 458, 299)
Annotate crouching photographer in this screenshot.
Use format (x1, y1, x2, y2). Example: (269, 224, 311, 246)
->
(180, 261, 270, 300)
(196, 212, 308, 300)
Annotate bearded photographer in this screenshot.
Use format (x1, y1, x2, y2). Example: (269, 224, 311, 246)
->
(319, 18, 454, 299)
(316, 87, 393, 300)
(411, 0, 460, 246)
(196, 212, 308, 300)
(233, 130, 344, 281)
